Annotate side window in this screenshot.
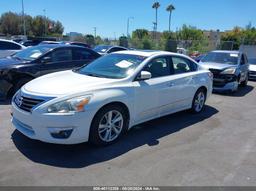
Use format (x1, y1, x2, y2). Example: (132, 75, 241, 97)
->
(108, 47, 126, 53)
(73, 49, 94, 60)
(0, 41, 21, 50)
(49, 49, 72, 62)
(240, 54, 246, 65)
(171, 56, 197, 74)
(143, 57, 171, 78)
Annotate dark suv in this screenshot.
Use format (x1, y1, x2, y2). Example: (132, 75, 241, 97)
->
(0, 44, 100, 100)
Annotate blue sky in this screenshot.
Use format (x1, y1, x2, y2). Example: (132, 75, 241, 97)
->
(0, 0, 255, 38)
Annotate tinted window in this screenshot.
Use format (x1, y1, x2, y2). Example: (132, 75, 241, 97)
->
(171, 56, 196, 74)
(144, 57, 171, 78)
(48, 49, 72, 62)
(73, 49, 94, 60)
(108, 47, 126, 53)
(0, 41, 21, 50)
(240, 54, 246, 65)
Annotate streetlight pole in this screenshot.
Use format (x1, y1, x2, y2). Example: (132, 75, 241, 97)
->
(21, 0, 26, 36)
(93, 27, 97, 38)
(127, 17, 134, 38)
(43, 9, 47, 37)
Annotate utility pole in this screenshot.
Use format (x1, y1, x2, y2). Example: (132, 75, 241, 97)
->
(127, 17, 134, 38)
(93, 27, 97, 38)
(21, 0, 26, 36)
(43, 9, 47, 37)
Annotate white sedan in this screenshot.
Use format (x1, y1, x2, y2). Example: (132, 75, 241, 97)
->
(11, 50, 213, 145)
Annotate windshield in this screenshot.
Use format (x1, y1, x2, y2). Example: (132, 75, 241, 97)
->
(93, 45, 111, 53)
(201, 52, 238, 65)
(77, 53, 147, 79)
(13, 46, 51, 61)
(249, 58, 256, 65)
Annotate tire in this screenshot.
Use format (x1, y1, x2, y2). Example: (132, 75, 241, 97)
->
(191, 88, 206, 114)
(89, 104, 129, 146)
(240, 73, 248, 87)
(8, 77, 33, 98)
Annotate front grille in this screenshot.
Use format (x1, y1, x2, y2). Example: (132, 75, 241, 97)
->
(209, 69, 221, 78)
(14, 94, 44, 112)
(249, 71, 256, 75)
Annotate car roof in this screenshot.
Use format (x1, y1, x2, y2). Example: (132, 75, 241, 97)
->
(36, 44, 88, 49)
(116, 50, 179, 57)
(211, 50, 240, 54)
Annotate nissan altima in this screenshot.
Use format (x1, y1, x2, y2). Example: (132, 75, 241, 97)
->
(11, 50, 213, 145)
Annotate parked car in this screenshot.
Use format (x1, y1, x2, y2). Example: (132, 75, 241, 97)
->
(63, 42, 91, 48)
(93, 45, 128, 55)
(0, 39, 26, 58)
(248, 58, 256, 80)
(199, 50, 249, 92)
(20, 40, 41, 47)
(194, 54, 205, 62)
(11, 50, 212, 145)
(0, 44, 100, 100)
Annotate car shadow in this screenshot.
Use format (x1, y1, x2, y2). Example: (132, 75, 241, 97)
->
(11, 105, 218, 169)
(0, 99, 11, 105)
(213, 85, 254, 97)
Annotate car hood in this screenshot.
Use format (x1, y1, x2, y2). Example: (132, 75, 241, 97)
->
(199, 62, 236, 70)
(249, 64, 256, 71)
(23, 70, 120, 96)
(0, 57, 25, 69)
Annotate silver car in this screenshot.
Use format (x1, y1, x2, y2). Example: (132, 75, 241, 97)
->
(248, 58, 256, 80)
(199, 50, 249, 92)
(0, 39, 26, 58)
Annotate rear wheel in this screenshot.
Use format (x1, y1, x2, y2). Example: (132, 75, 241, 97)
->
(191, 89, 206, 113)
(89, 104, 129, 146)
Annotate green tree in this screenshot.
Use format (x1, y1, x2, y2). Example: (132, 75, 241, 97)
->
(166, 4, 175, 32)
(85, 34, 95, 46)
(119, 36, 128, 47)
(152, 2, 160, 32)
(0, 12, 20, 35)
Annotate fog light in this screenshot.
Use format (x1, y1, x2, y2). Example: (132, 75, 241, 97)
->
(48, 127, 74, 139)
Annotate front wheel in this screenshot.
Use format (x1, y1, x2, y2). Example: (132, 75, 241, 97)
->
(89, 104, 129, 146)
(191, 89, 206, 113)
(240, 73, 248, 87)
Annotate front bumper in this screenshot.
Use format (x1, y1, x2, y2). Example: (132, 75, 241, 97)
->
(213, 81, 238, 92)
(11, 101, 97, 144)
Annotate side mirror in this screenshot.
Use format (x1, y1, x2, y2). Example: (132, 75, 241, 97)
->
(41, 56, 51, 63)
(137, 71, 152, 81)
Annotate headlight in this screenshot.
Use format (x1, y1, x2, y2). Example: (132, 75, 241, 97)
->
(47, 95, 92, 113)
(220, 68, 236, 75)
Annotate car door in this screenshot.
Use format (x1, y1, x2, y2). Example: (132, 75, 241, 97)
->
(133, 56, 174, 124)
(39, 48, 74, 76)
(72, 47, 100, 68)
(160, 56, 199, 115)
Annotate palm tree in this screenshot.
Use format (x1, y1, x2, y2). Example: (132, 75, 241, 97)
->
(152, 2, 160, 32)
(166, 4, 175, 32)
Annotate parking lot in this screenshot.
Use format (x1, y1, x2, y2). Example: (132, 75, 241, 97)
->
(0, 81, 256, 186)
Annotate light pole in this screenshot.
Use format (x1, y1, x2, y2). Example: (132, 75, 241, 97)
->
(93, 27, 97, 38)
(43, 9, 47, 37)
(127, 17, 134, 38)
(21, 0, 26, 36)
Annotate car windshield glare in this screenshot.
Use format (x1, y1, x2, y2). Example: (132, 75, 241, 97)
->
(93, 45, 111, 53)
(201, 52, 238, 65)
(13, 46, 51, 61)
(77, 53, 147, 79)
